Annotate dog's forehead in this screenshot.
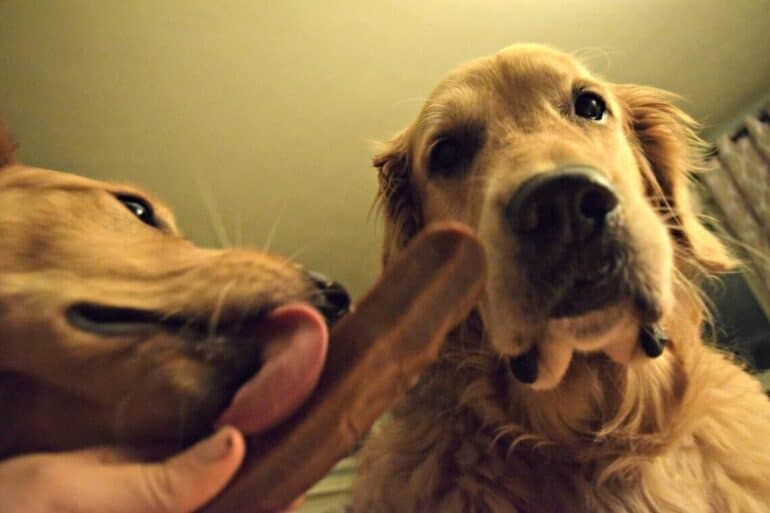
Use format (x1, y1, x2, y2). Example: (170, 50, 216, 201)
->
(2, 165, 122, 191)
(0, 165, 179, 231)
(495, 44, 590, 76)
(424, 45, 597, 117)
(465, 45, 591, 88)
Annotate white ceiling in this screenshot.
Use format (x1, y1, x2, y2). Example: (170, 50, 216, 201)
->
(1, 0, 769, 297)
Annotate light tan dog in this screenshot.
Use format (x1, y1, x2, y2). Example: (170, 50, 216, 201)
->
(0, 122, 349, 457)
(354, 45, 770, 512)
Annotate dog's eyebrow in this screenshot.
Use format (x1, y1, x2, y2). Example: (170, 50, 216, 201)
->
(111, 189, 153, 204)
(572, 78, 608, 96)
(420, 85, 485, 128)
(417, 95, 487, 152)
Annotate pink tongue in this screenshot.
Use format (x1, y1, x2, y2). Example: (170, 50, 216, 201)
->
(215, 304, 328, 435)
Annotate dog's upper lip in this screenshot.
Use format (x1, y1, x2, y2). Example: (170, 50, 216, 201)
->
(66, 303, 166, 336)
(65, 302, 271, 338)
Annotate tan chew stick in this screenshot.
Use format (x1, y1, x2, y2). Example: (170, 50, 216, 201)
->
(202, 222, 487, 513)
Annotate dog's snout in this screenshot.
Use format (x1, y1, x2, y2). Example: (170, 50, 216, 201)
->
(505, 167, 618, 243)
(306, 270, 351, 325)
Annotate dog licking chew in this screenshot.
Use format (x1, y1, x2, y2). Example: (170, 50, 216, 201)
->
(0, 131, 353, 457)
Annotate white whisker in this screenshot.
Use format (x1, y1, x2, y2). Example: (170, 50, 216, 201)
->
(192, 172, 232, 249)
(209, 280, 237, 340)
(262, 203, 287, 252)
(233, 211, 244, 248)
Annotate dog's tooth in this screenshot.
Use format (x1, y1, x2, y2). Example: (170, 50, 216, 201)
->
(639, 324, 668, 358)
(507, 346, 539, 384)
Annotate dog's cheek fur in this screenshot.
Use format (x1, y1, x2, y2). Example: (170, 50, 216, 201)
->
(615, 85, 734, 274)
(108, 346, 230, 442)
(618, 196, 675, 318)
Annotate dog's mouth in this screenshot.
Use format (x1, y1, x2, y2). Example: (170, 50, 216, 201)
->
(67, 303, 184, 336)
(65, 302, 331, 437)
(549, 254, 626, 318)
(65, 302, 292, 339)
(500, 253, 660, 389)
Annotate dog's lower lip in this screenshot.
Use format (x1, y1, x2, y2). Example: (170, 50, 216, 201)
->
(550, 282, 622, 318)
(573, 262, 613, 288)
(547, 254, 626, 318)
(550, 271, 625, 319)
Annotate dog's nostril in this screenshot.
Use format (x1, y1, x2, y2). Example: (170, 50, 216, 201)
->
(579, 186, 618, 221)
(506, 166, 618, 242)
(306, 270, 351, 325)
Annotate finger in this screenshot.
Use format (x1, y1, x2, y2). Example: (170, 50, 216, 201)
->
(286, 495, 306, 510)
(50, 445, 149, 465)
(105, 426, 246, 513)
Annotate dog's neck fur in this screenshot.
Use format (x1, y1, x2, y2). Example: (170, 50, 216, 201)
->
(359, 273, 770, 512)
(394, 278, 703, 470)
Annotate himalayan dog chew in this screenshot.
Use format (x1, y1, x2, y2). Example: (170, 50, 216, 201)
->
(0, 121, 350, 457)
(353, 45, 770, 513)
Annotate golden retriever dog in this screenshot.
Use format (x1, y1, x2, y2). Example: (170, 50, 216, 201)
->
(0, 121, 350, 457)
(353, 45, 770, 512)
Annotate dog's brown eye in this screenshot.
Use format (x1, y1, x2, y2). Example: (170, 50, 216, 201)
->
(428, 127, 483, 178)
(574, 91, 607, 121)
(430, 139, 461, 171)
(116, 195, 158, 228)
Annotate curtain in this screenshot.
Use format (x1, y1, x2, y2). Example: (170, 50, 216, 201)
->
(702, 105, 770, 315)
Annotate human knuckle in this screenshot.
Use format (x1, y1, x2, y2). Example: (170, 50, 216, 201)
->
(140, 466, 179, 513)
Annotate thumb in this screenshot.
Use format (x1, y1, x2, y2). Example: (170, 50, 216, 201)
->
(123, 426, 245, 513)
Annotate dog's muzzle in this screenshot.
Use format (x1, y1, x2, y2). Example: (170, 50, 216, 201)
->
(66, 271, 351, 338)
(505, 166, 625, 318)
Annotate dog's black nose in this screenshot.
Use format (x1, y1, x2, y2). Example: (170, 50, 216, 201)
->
(306, 270, 351, 325)
(505, 167, 618, 243)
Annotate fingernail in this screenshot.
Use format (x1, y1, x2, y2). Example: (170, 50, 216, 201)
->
(195, 427, 234, 462)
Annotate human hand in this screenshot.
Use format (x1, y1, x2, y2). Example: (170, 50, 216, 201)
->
(0, 426, 301, 513)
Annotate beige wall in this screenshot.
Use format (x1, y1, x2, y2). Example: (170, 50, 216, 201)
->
(1, 0, 769, 296)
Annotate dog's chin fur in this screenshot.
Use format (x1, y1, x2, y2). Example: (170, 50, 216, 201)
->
(353, 45, 770, 513)
(356, 278, 770, 512)
(480, 299, 642, 391)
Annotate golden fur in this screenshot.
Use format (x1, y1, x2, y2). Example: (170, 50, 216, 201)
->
(354, 45, 770, 512)
(0, 127, 322, 456)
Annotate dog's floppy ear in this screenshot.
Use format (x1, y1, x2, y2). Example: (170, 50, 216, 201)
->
(374, 128, 423, 266)
(615, 85, 734, 273)
(0, 120, 16, 168)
